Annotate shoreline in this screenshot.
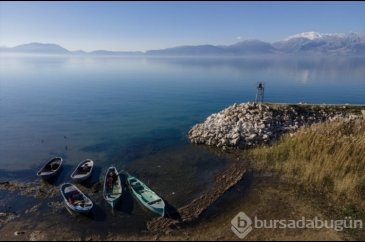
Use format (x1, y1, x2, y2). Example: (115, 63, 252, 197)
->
(1, 103, 364, 240)
(147, 161, 246, 234)
(0, 157, 247, 241)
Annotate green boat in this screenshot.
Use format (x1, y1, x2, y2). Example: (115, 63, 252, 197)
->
(126, 174, 165, 217)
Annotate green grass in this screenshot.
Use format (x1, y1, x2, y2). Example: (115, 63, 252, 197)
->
(247, 118, 365, 210)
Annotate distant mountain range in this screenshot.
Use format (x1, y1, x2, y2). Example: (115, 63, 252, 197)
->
(0, 42, 144, 56)
(1, 32, 364, 56)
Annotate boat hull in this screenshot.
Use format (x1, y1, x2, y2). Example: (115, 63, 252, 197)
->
(60, 183, 93, 215)
(71, 159, 94, 183)
(127, 175, 165, 217)
(103, 167, 122, 209)
(37, 157, 63, 180)
(130, 189, 165, 217)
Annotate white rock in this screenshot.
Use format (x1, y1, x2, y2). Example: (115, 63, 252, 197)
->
(231, 137, 240, 146)
(188, 102, 356, 150)
(248, 134, 257, 140)
(232, 132, 240, 140)
(263, 134, 270, 140)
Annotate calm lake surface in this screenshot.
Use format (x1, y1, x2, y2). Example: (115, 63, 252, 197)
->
(0, 55, 364, 235)
(1, 56, 364, 173)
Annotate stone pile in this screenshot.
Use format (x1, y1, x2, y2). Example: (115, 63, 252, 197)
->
(188, 102, 360, 149)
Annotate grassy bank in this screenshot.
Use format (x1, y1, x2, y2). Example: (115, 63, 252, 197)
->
(246, 118, 365, 213)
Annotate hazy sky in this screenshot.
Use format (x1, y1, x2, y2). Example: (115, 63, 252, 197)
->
(1, 1, 365, 51)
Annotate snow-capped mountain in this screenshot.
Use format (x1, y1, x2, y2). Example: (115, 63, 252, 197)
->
(274, 32, 365, 55)
(147, 33, 365, 56)
(283, 31, 352, 41)
(284, 31, 325, 41)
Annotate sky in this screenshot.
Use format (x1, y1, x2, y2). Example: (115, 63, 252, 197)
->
(1, 1, 365, 52)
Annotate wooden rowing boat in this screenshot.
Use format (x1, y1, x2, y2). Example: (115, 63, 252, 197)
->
(37, 157, 63, 180)
(71, 159, 94, 183)
(60, 183, 93, 214)
(127, 173, 165, 217)
(103, 166, 122, 209)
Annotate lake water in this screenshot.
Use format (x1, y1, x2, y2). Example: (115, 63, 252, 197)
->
(0, 55, 364, 173)
(0, 55, 364, 236)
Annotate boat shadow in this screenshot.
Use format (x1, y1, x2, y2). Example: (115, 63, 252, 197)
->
(63, 203, 107, 222)
(77, 166, 103, 189)
(86, 204, 107, 222)
(164, 201, 181, 221)
(113, 173, 134, 214)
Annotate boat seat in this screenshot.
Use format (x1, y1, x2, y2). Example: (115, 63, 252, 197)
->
(110, 192, 122, 196)
(148, 199, 162, 205)
(132, 183, 144, 191)
(129, 179, 137, 183)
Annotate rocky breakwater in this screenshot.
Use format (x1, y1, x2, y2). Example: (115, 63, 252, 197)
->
(189, 102, 362, 149)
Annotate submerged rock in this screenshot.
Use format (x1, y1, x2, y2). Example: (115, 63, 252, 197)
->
(0, 181, 59, 199)
(47, 202, 64, 210)
(25, 204, 41, 214)
(0, 211, 19, 225)
(188, 102, 362, 149)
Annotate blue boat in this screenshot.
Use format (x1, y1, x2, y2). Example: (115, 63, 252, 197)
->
(60, 183, 93, 214)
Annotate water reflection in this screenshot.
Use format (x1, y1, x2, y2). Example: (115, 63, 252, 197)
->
(145, 56, 365, 85)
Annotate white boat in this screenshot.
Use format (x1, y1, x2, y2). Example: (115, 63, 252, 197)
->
(103, 167, 122, 209)
(71, 159, 94, 183)
(60, 183, 93, 214)
(37, 157, 63, 180)
(127, 174, 165, 217)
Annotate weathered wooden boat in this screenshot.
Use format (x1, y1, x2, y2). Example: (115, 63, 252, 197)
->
(103, 167, 122, 209)
(37, 157, 63, 180)
(71, 159, 94, 182)
(127, 174, 165, 217)
(60, 183, 93, 214)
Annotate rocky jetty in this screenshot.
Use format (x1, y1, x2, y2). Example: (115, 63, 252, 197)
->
(189, 102, 363, 149)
